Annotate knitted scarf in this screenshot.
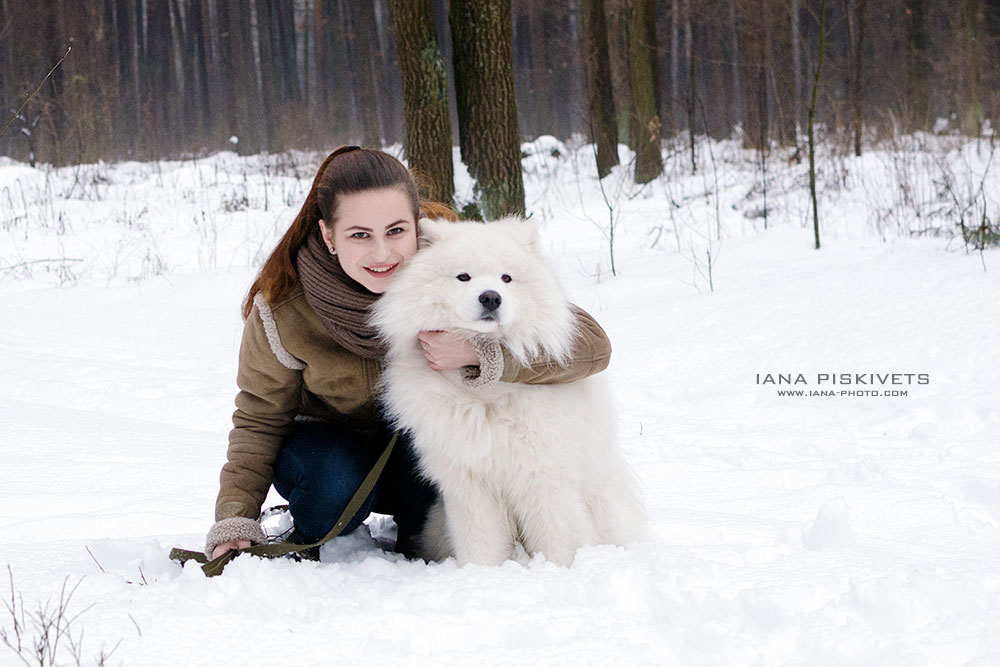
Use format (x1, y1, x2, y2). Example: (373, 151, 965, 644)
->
(295, 229, 387, 360)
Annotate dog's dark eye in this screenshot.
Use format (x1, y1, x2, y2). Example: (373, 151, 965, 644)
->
(456, 273, 471, 282)
(501, 274, 512, 283)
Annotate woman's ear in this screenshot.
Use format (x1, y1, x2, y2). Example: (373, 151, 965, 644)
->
(318, 219, 336, 253)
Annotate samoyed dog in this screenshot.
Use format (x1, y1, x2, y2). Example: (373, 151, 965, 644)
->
(371, 217, 645, 567)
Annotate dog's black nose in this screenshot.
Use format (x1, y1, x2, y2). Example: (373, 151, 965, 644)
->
(479, 290, 502, 311)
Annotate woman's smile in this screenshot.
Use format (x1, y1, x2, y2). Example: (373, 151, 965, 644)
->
(364, 262, 400, 277)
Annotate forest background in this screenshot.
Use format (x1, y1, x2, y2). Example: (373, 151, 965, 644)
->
(1, 0, 997, 197)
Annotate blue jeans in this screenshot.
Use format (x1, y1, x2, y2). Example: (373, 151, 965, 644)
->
(272, 420, 437, 553)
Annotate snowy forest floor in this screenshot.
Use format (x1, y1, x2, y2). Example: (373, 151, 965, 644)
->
(2, 135, 999, 665)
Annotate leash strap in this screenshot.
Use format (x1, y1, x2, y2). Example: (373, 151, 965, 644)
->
(169, 431, 397, 577)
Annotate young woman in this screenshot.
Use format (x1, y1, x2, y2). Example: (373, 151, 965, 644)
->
(205, 146, 613, 560)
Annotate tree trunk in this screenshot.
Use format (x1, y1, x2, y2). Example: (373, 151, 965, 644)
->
(189, 0, 213, 144)
(561, 0, 586, 139)
(737, 0, 768, 151)
(580, 0, 619, 178)
(370, 0, 397, 145)
(670, 0, 680, 133)
(727, 0, 744, 132)
(628, 0, 663, 183)
(768, 2, 796, 146)
(684, 0, 696, 171)
(959, 0, 983, 136)
(704, 20, 731, 139)
(605, 0, 634, 147)
(641, 0, 660, 124)
(528, 3, 553, 137)
(145, 0, 173, 155)
(274, 0, 301, 105)
(790, 0, 801, 138)
(449, 0, 524, 220)
(808, 0, 828, 250)
(653, 0, 675, 136)
(219, 1, 262, 153)
(848, 0, 866, 155)
(986, 0, 1000, 125)
(903, 0, 929, 132)
(313, 0, 331, 131)
(450, 0, 525, 219)
(345, 0, 382, 147)
(390, 0, 455, 205)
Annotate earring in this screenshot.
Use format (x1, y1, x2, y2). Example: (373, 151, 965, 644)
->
(328, 246, 336, 255)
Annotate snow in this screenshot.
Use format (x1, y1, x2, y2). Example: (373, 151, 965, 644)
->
(2, 137, 999, 665)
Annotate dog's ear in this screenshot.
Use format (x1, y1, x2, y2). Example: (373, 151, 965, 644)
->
(494, 216, 539, 249)
(418, 217, 452, 248)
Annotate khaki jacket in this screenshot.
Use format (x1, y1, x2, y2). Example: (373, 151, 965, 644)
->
(215, 288, 612, 521)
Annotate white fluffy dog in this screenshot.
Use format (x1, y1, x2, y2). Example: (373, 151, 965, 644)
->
(371, 217, 645, 566)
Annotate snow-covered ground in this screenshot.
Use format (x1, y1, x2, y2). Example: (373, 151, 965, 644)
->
(2, 136, 998, 665)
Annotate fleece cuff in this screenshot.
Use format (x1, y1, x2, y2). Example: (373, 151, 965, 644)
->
(461, 336, 504, 387)
(205, 516, 267, 557)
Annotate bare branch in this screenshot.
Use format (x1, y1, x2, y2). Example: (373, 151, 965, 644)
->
(0, 46, 72, 137)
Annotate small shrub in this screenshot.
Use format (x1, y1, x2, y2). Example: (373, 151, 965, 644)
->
(221, 189, 249, 212)
(1, 566, 121, 666)
(959, 213, 1000, 250)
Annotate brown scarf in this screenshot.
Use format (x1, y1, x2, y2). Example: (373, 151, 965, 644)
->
(295, 228, 387, 360)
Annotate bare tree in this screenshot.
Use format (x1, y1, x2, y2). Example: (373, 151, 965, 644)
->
(450, 0, 526, 218)
(736, 0, 768, 152)
(684, 0, 696, 171)
(627, 0, 663, 183)
(791, 0, 802, 138)
(390, 0, 455, 205)
(580, 0, 620, 178)
(848, 0, 867, 155)
(903, 0, 930, 132)
(345, 0, 382, 147)
(959, 0, 984, 135)
(728, 0, 744, 131)
(808, 0, 829, 250)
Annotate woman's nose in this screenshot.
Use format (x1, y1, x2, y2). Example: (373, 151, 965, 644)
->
(370, 237, 390, 261)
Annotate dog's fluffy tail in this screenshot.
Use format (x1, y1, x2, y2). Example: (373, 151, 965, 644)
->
(590, 461, 649, 546)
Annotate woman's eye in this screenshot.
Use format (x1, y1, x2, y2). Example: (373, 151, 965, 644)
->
(456, 273, 471, 282)
(351, 231, 369, 239)
(387, 227, 404, 236)
(501, 274, 512, 283)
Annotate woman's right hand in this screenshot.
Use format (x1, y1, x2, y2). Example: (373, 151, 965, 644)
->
(211, 539, 251, 559)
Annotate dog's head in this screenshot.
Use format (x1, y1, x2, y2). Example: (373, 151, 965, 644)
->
(371, 216, 576, 364)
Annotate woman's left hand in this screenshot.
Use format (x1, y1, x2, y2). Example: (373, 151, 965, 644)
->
(417, 331, 479, 371)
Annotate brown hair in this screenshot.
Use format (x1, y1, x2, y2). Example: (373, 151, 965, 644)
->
(243, 146, 449, 319)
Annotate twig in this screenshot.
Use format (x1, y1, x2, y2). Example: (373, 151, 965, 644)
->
(0, 258, 83, 276)
(0, 46, 72, 137)
(1, 566, 28, 665)
(84, 546, 106, 574)
(127, 613, 142, 638)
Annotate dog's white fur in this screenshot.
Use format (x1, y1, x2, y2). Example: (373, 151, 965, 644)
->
(371, 217, 645, 566)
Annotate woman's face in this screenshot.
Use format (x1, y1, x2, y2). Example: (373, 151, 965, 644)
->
(319, 187, 418, 294)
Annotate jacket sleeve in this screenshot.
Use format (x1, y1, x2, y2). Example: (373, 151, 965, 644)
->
(499, 305, 611, 385)
(214, 303, 303, 521)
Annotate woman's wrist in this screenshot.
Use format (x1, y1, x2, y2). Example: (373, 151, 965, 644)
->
(205, 516, 267, 558)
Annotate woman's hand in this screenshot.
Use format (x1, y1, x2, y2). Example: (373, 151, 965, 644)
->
(211, 539, 251, 559)
(417, 331, 479, 371)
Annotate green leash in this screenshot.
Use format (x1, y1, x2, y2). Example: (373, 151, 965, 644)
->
(170, 431, 397, 577)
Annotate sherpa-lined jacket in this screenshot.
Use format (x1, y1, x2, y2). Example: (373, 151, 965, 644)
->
(214, 288, 613, 524)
